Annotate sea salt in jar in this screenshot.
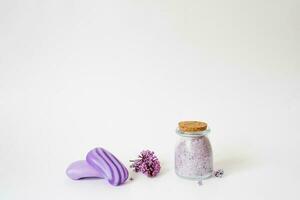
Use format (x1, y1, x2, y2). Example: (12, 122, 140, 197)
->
(175, 121, 213, 180)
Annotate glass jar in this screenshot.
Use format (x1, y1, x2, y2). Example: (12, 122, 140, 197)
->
(175, 122, 213, 180)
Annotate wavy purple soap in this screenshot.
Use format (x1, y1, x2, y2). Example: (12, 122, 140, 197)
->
(86, 147, 129, 186)
(66, 147, 128, 186)
(66, 160, 104, 180)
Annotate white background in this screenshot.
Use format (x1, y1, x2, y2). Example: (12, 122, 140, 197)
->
(0, 0, 299, 199)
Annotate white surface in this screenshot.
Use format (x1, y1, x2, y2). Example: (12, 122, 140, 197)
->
(0, 0, 299, 199)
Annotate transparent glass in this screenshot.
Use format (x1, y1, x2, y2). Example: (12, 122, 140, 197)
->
(175, 128, 213, 180)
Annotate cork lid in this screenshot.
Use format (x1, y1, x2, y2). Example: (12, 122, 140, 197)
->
(178, 121, 208, 132)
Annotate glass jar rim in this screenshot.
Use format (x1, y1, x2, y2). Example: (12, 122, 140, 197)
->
(176, 127, 211, 138)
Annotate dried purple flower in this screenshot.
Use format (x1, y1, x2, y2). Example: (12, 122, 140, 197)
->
(130, 150, 161, 177)
(214, 169, 224, 178)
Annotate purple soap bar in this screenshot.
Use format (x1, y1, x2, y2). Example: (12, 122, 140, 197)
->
(86, 147, 129, 186)
(66, 160, 104, 180)
(66, 147, 128, 186)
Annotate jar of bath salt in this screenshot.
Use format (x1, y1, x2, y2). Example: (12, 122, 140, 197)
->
(175, 121, 213, 180)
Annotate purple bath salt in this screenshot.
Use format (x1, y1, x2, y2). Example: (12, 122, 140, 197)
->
(175, 121, 213, 180)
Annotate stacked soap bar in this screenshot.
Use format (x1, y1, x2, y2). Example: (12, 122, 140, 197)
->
(66, 147, 128, 186)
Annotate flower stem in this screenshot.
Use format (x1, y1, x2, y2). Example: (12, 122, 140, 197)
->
(129, 159, 140, 162)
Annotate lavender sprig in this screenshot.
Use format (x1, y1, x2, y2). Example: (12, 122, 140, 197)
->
(214, 169, 224, 178)
(130, 150, 161, 177)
